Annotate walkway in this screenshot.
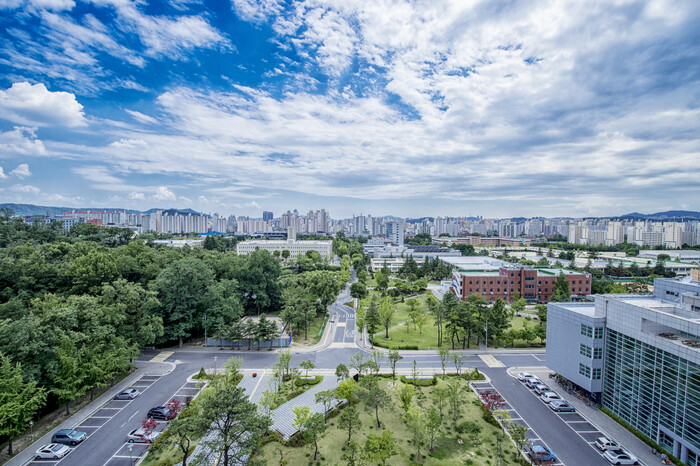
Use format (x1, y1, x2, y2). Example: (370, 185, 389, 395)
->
(269, 376, 340, 439)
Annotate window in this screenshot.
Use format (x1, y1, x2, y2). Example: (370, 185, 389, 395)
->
(594, 327, 604, 339)
(525, 277, 535, 281)
(579, 363, 591, 378)
(593, 348, 603, 359)
(580, 344, 592, 358)
(592, 368, 602, 380)
(581, 324, 593, 338)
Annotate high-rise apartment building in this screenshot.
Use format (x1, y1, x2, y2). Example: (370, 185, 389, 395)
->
(263, 211, 273, 222)
(385, 219, 404, 246)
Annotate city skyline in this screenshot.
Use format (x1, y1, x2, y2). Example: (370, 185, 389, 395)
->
(1, 1, 699, 218)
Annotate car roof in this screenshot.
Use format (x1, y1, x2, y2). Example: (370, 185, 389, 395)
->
(55, 429, 72, 434)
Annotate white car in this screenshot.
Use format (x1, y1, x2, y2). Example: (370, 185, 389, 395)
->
(595, 437, 621, 451)
(517, 372, 534, 381)
(126, 428, 160, 443)
(603, 449, 639, 465)
(35, 443, 70, 459)
(540, 391, 562, 403)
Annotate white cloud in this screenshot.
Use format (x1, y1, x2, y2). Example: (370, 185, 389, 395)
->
(125, 110, 158, 125)
(128, 191, 145, 200)
(0, 127, 46, 155)
(0, 167, 6, 178)
(10, 184, 40, 193)
(231, 0, 284, 23)
(10, 163, 31, 178)
(0, 0, 74, 10)
(153, 186, 176, 201)
(0, 82, 87, 127)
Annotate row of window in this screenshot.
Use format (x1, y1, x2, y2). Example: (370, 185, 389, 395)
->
(578, 363, 602, 379)
(581, 324, 604, 339)
(580, 344, 603, 359)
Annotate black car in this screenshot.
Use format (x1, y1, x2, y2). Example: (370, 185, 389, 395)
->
(147, 406, 174, 420)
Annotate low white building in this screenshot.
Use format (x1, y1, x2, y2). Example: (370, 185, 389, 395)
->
(236, 239, 332, 260)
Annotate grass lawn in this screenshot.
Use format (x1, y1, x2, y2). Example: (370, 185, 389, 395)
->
(291, 314, 328, 346)
(254, 377, 522, 465)
(491, 316, 546, 349)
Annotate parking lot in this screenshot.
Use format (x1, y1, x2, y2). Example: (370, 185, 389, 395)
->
(506, 370, 636, 465)
(25, 370, 208, 466)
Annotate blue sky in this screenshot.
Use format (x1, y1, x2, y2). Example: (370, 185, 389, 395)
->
(1, 0, 699, 219)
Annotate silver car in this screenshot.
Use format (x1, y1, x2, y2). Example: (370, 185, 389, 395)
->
(540, 391, 562, 403)
(114, 388, 141, 400)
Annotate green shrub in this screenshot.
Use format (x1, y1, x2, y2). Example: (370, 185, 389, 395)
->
(194, 367, 209, 379)
(260, 430, 284, 446)
(372, 339, 419, 350)
(400, 375, 437, 386)
(294, 375, 323, 387)
(462, 368, 486, 381)
(480, 404, 500, 427)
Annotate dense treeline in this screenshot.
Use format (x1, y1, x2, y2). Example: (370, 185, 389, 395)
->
(0, 211, 347, 449)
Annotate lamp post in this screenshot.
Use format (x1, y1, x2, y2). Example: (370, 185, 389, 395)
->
(214, 356, 218, 375)
(128, 444, 133, 466)
(29, 420, 33, 441)
(485, 317, 489, 349)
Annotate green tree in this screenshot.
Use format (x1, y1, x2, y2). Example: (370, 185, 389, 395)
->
(363, 429, 397, 466)
(387, 350, 402, 382)
(438, 347, 450, 375)
(335, 378, 358, 404)
(374, 270, 389, 292)
(405, 298, 420, 331)
(550, 273, 570, 302)
(425, 406, 441, 452)
(446, 379, 464, 426)
(335, 363, 349, 381)
(314, 390, 336, 423)
(301, 412, 326, 461)
(359, 376, 390, 427)
(281, 249, 290, 261)
(166, 415, 206, 466)
(535, 304, 548, 325)
(338, 405, 362, 443)
(378, 298, 395, 338)
(365, 298, 381, 345)
(0, 353, 47, 455)
(350, 282, 368, 301)
(510, 295, 526, 317)
(100, 279, 164, 347)
(300, 360, 315, 385)
(398, 384, 414, 413)
(152, 257, 216, 347)
(199, 369, 271, 466)
(403, 406, 425, 457)
(51, 338, 86, 415)
(432, 386, 447, 420)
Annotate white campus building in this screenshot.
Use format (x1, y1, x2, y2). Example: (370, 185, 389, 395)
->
(236, 227, 332, 260)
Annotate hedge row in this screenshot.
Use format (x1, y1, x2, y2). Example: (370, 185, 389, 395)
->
(599, 406, 683, 466)
(294, 375, 324, 387)
(371, 339, 419, 350)
(400, 375, 437, 386)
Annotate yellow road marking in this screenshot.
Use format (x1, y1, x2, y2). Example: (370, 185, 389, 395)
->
(479, 354, 505, 368)
(150, 351, 173, 362)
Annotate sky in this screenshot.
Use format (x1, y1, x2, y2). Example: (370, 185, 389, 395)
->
(0, 0, 699, 219)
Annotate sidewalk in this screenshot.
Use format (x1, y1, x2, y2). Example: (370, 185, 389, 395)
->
(527, 368, 657, 466)
(5, 361, 173, 466)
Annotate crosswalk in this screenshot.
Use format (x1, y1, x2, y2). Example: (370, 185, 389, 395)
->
(150, 351, 173, 362)
(479, 354, 505, 367)
(327, 342, 356, 348)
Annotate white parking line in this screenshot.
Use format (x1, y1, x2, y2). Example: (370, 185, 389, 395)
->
(39, 375, 162, 466)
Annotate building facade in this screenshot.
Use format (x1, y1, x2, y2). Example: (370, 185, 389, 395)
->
(546, 277, 700, 465)
(452, 266, 591, 303)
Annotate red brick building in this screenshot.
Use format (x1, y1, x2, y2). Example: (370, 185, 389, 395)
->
(451, 267, 592, 303)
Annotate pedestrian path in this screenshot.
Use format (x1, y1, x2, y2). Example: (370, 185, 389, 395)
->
(270, 376, 340, 439)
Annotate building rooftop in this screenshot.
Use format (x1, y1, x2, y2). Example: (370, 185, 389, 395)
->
(534, 267, 586, 276)
(457, 270, 502, 276)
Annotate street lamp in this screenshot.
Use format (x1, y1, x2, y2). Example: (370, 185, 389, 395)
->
(214, 356, 218, 375)
(29, 420, 33, 441)
(128, 444, 133, 466)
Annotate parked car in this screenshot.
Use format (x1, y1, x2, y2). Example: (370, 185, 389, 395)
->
(35, 444, 70, 460)
(114, 388, 140, 400)
(603, 449, 639, 465)
(517, 372, 534, 381)
(147, 406, 175, 420)
(595, 437, 622, 451)
(526, 377, 543, 388)
(527, 444, 556, 463)
(548, 400, 576, 412)
(540, 391, 562, 403)
(126, 428, 160, 444)
(51, 429, 87, 446)
(533, 383, 550, 395)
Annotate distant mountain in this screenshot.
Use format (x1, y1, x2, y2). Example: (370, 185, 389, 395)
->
(406, 217, 434, 223)
(1, 203, 203, 217)
(616, 210, 700, 220)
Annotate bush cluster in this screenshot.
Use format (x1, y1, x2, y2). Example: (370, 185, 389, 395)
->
(371, 340, 419, 350)
(294, 375, 323, 387)
(400, 375, 437, 386)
